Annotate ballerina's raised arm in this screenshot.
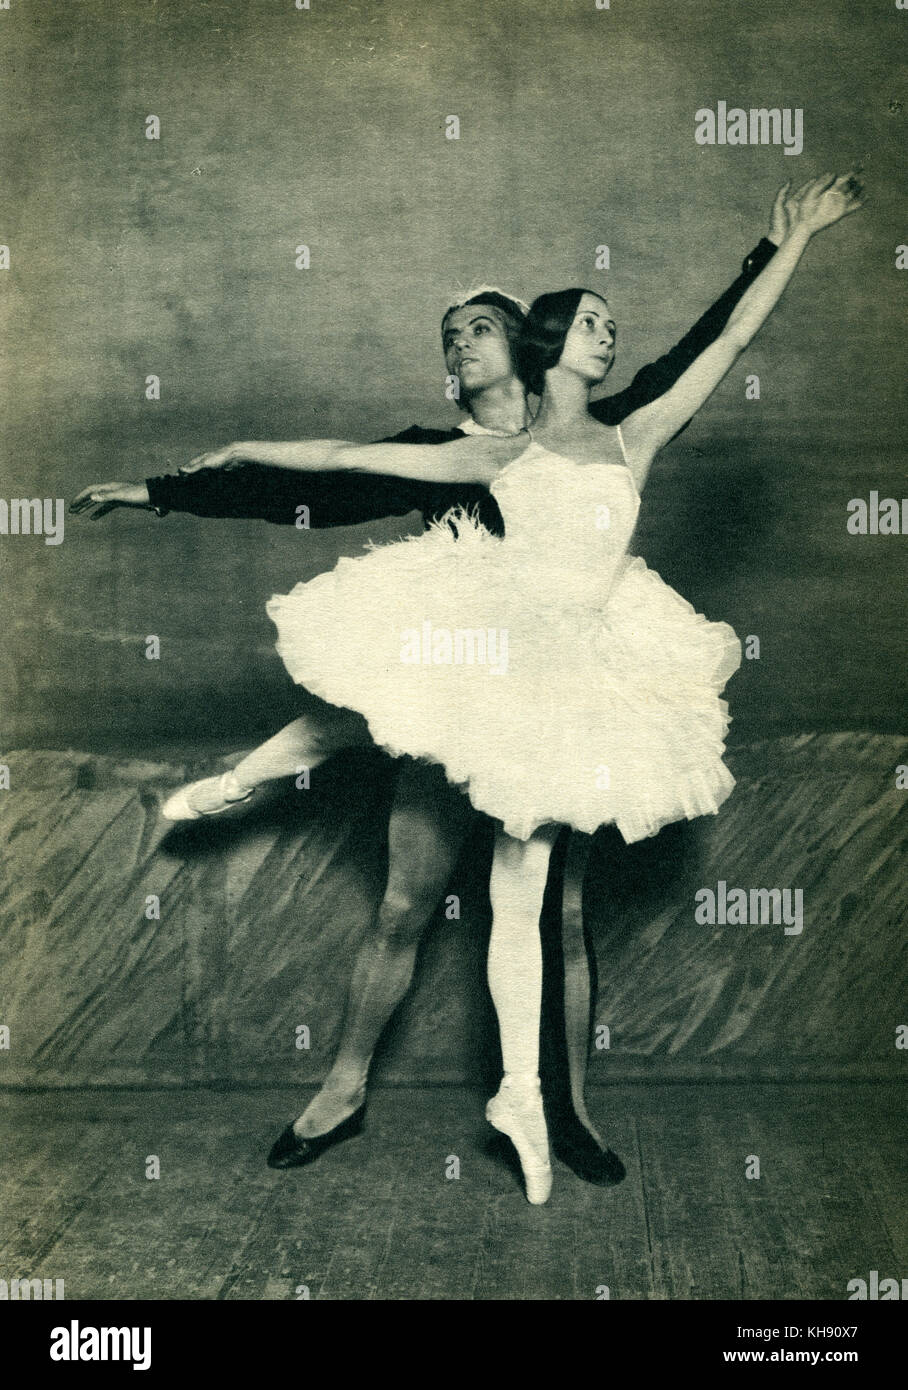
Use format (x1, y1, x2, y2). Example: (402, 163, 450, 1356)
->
(618, 172, 864, 491)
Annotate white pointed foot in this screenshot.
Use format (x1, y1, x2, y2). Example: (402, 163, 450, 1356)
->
(486, 1076, 553, 1205)
(161, 771, 255, 821)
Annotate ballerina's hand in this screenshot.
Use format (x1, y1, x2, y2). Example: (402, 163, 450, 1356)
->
(768, 181, 793, 245)
(787, 170, 865, 236)
(69, 480, 152, 519)
(178, 443, 241, 475)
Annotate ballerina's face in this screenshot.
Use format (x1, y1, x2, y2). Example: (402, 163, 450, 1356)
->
(557, 292, 616, 384)
(442, 305, 518, 397)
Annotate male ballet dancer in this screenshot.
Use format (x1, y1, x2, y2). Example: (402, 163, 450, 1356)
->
(73, 206, 784, 1180)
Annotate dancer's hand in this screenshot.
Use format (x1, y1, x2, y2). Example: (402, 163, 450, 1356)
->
(179, 443, 241, 474)
(785, 170, 865, 237)
(70, 481, 152, 518)
(768, 181, 793, 245)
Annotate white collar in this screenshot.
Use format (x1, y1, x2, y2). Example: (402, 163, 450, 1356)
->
(457, 414, 522, 437)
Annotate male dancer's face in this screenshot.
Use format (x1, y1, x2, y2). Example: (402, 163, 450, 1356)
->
(441, 305, 521, 405)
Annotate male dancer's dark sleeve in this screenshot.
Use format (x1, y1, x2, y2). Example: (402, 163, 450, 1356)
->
(590, 238, 777, 424)
(144, 424, 488, 528)
(147, 239, 777, 522)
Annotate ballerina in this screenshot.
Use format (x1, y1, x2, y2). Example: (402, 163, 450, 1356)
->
(83, 172, 862, 1201)
(71, 200, 795, 1185)
(241, 171, 863, 1201)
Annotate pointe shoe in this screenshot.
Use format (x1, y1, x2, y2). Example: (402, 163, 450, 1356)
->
(161, 771, 255, 821)
(267, 1103, 366, 1169)
(486, 1080, 553, 1205)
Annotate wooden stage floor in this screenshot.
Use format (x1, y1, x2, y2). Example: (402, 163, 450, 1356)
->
(2, 1082, 904, 1301)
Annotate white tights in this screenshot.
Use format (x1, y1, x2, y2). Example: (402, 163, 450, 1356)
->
(487, 827, 557, 1082)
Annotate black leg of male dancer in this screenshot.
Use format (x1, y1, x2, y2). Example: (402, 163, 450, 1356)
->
(267, 757, 474, 1165)
(270, 758, 623, 1183)
(539, 831, 625, 1184)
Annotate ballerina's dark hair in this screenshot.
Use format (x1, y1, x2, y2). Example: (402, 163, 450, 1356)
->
(515, 288, 608, 396)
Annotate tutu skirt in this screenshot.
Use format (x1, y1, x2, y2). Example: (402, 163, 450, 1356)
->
(267, 503, 741, 843)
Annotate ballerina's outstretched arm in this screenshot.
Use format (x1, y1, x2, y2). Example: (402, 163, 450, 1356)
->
(619, 171, 864, 490)
(175, 428, 528, 487)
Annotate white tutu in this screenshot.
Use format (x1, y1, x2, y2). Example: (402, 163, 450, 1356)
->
(266, 443, 741, 842)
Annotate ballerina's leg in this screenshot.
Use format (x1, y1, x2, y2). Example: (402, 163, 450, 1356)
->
(486, 824, 559, 1203)
(231, 706, 372, 787)
(161, 703, 373, 820)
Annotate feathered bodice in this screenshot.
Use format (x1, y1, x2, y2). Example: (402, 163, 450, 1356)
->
(487, 443, 641, 603)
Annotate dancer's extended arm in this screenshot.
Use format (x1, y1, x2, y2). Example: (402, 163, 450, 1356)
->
(70, 427, 489, 525)
(619, 173, 864, 489)
(169, 428, 526, 486)
(176, 419, 527, 482)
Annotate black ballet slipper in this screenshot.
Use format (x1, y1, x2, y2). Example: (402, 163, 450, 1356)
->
(266, 1103, 366, 1170)
(551, 1120, 626, 1186)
